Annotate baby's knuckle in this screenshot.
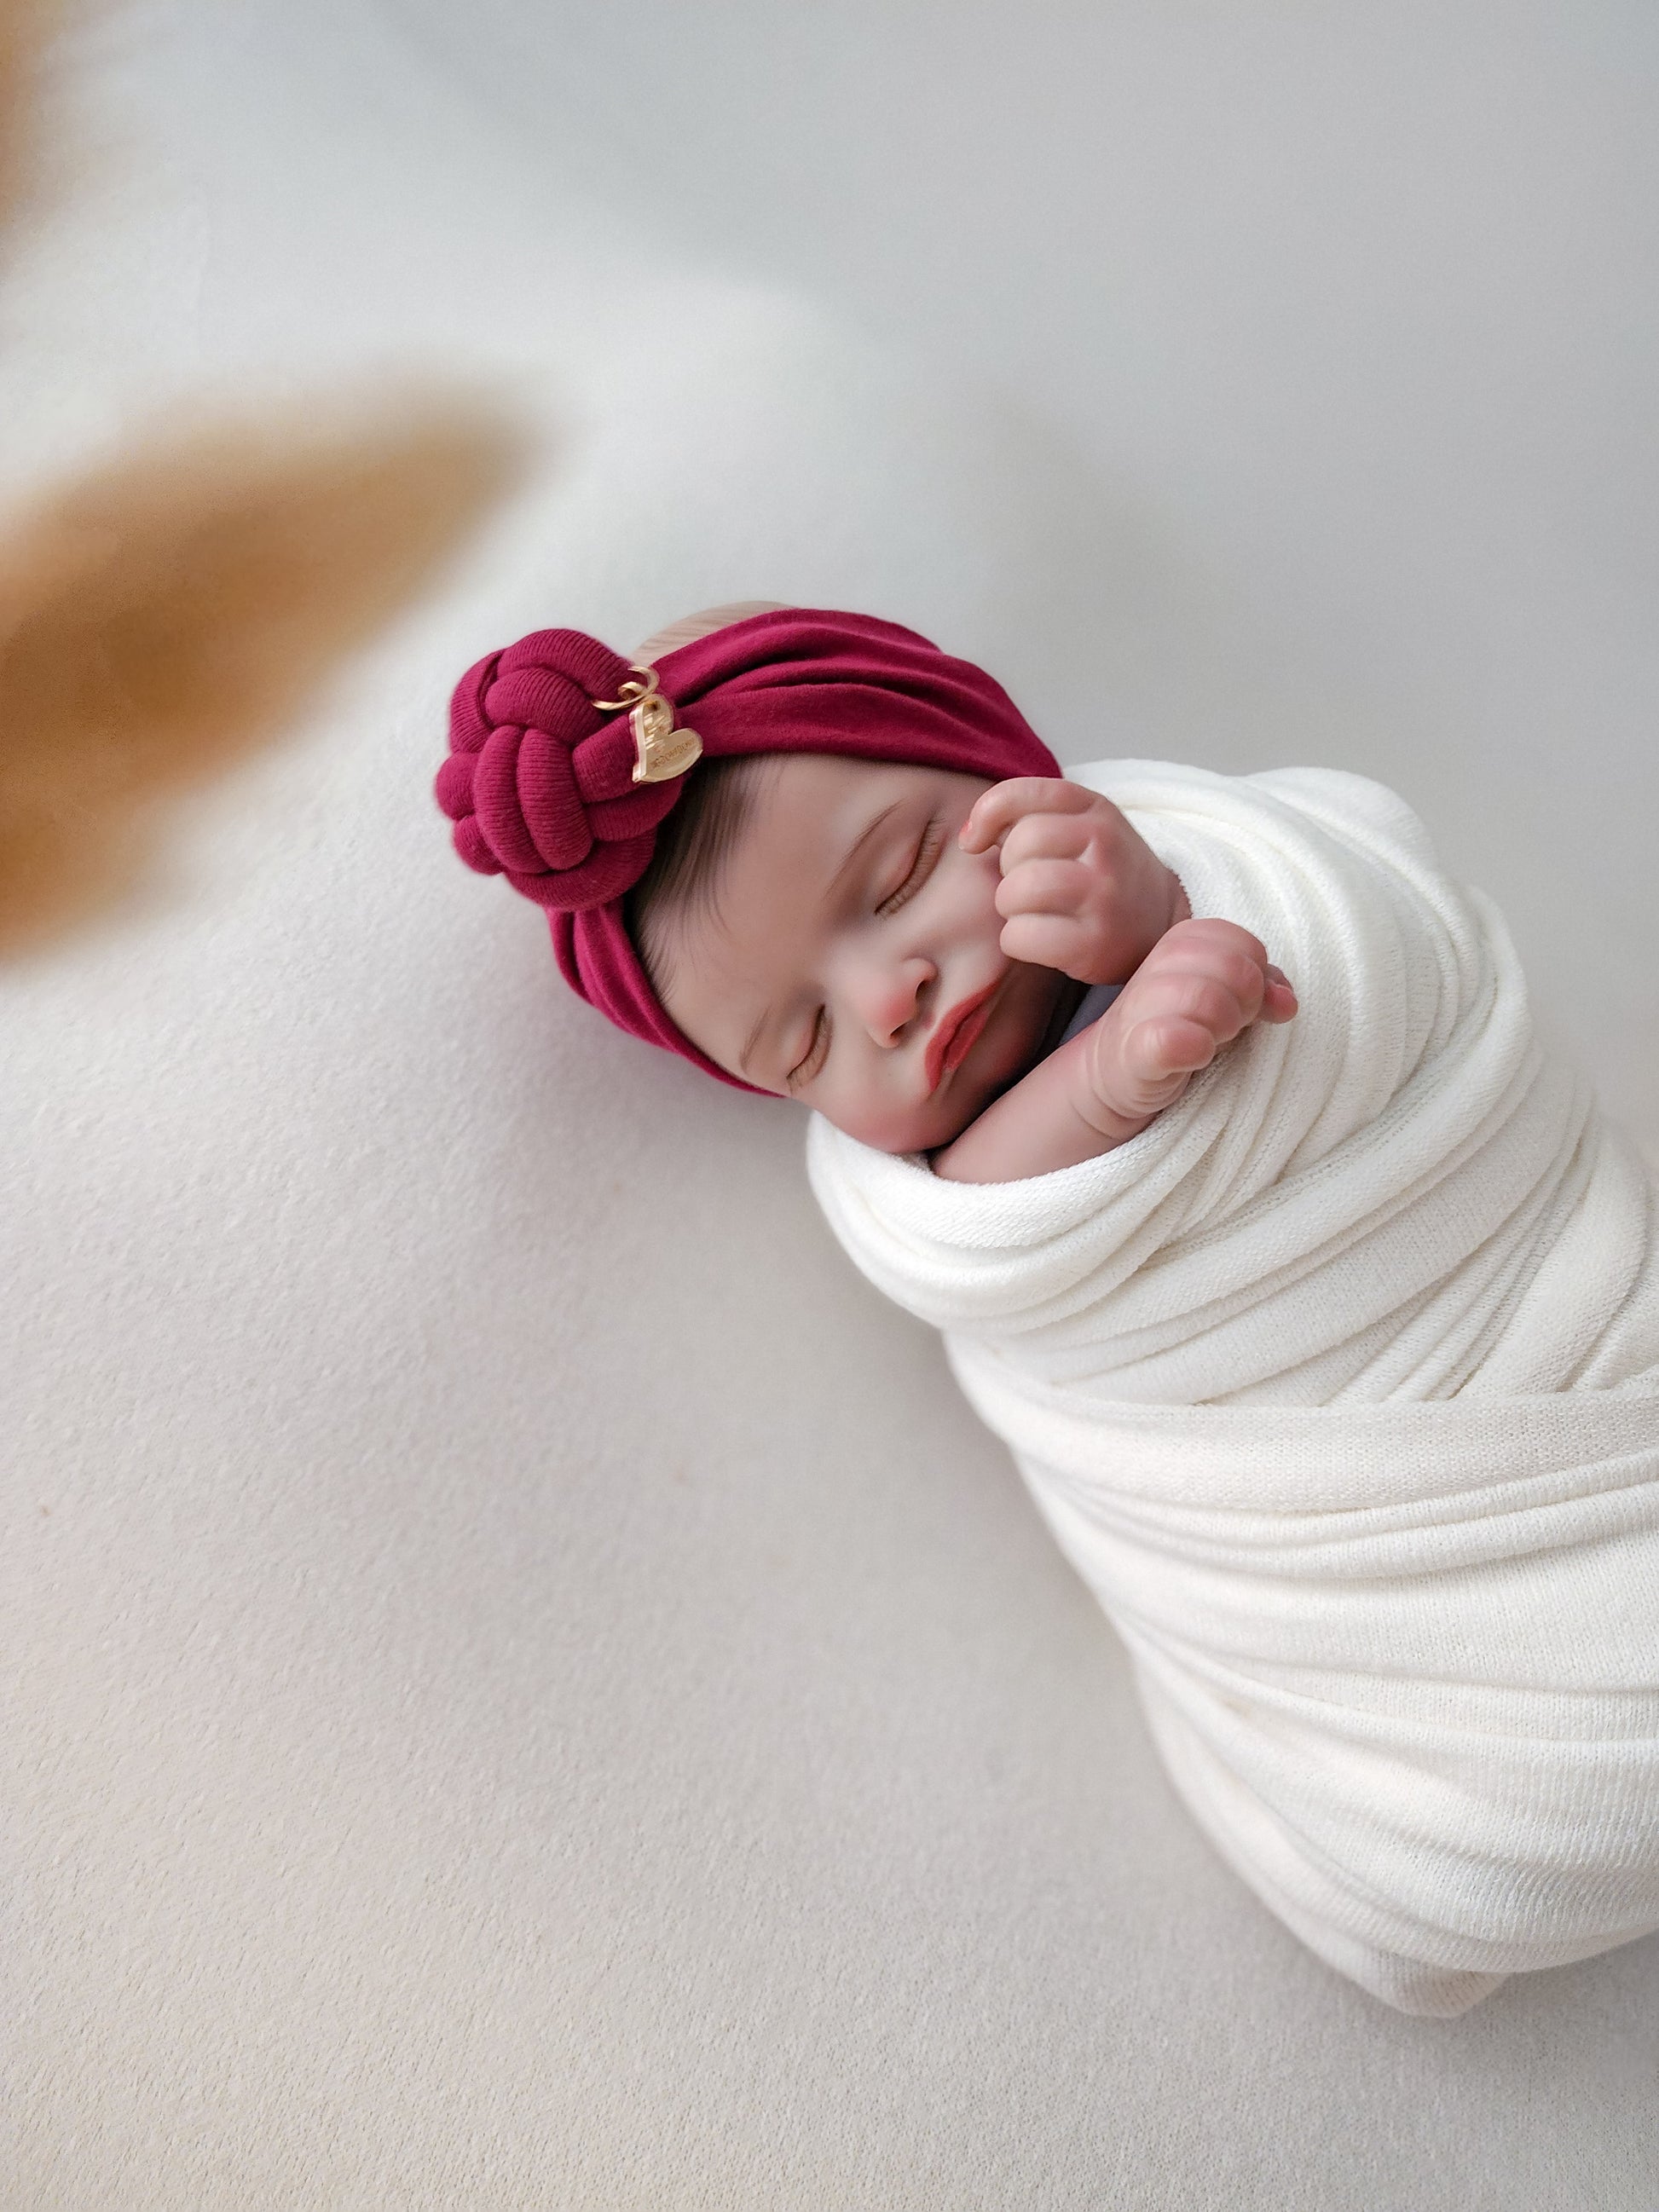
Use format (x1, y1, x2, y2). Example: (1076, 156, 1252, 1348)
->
(1185, 917, 1263, 958)
(1184, 978, 1240, 1031)
(1167, 916, 1219, 951)
(1220, 950, 1266, 996)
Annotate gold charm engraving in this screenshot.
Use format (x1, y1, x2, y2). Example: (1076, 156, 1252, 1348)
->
(589, 665, 703, 785)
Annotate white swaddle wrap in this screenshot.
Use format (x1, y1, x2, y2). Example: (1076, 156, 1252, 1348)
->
(807, 760, 1659, 2016)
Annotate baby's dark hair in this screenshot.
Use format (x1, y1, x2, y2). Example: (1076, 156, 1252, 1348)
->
(627, 752, 776, 995)
(623, 601, 784, 996)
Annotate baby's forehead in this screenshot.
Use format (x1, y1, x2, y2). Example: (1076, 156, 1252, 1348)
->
(752, 749, 925, 803)
(764, 748, 980, 829)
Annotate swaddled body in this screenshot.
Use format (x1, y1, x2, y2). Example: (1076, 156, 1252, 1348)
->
(809, 756, 1659, 2014)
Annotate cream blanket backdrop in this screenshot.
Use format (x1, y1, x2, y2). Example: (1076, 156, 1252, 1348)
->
(809, 759, 1659, 2016)
(9, 3, 1659, 2202)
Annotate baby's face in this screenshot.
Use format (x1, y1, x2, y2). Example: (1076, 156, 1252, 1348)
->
(653, 754, 1070, 1151)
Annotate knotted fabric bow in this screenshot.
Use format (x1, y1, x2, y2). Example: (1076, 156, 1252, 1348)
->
(436, 607, 1060, 1086)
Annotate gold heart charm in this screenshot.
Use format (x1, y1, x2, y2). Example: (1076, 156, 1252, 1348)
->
(629, 690, 702, 784)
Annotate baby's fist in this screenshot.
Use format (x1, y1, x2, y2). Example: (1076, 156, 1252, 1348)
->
(1085, 918, 1297, 1129)
(961, 777, 1188, 985)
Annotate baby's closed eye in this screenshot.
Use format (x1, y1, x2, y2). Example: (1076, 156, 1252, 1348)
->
(787, 1008, 830, 1090)
(876, 817, 943, 917)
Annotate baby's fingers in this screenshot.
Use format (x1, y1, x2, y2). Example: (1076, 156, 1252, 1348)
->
(997, 811, 1098, 871)
(1262, 963, 1298, 1022)
(1143, 920, 1289, 1020)
(995, 857, 1095, 919)
(1122, 1014, 1223, 1082)
(961, 777, 1099, 855)
(997, 910, 1102, 976)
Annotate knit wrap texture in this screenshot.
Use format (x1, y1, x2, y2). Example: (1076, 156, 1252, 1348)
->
(808, 757, 1659, 2017)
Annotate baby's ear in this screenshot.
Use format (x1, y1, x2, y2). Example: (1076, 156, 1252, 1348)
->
(0, 403, 522, 955)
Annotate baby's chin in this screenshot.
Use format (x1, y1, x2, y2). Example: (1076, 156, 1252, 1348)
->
(819, 1064, 1017, 1154)
(819, 1093, 981, 1156)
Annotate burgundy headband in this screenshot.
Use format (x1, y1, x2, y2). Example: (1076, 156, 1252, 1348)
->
(436, 606, 1061, 1087)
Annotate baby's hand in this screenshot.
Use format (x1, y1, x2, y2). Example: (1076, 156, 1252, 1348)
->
(930, 914, 1298, 1184)
(961, 778, 1189, 985)
(1082, 919, 1298, 1134)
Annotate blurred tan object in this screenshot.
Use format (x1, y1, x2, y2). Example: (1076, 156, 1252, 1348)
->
(0, 412, 519, 954)
(0, 1, 522, 957)
(0, 0, 45, 230)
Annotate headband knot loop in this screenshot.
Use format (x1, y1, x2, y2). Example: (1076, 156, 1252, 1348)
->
(436, 630, 684, 911)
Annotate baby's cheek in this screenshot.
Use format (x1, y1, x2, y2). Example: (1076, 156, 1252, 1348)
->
(843, 1101, 928, 1153)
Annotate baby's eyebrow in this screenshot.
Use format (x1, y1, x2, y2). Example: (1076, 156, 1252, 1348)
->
(826, 801, 904, 905)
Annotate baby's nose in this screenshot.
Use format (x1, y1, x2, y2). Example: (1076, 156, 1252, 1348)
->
(851, 956, 934, 1047)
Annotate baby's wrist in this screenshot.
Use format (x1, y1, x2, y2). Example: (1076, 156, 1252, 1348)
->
(1065, 1034, 1156, 1149)
(1099, 861, 1189, 985)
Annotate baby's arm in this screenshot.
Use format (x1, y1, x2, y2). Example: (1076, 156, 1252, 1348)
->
(933, 919, 1296, 1182)
(933, 780, 1296, 1184)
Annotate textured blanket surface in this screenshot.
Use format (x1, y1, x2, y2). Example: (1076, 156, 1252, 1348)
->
(809, 759, 1659, 2015)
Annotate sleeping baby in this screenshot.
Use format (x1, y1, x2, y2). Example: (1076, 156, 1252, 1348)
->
(437, 602, 1659, 2017)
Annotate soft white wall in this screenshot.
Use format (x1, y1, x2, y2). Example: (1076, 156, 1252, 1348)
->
(5, 4, 1657, 2207)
